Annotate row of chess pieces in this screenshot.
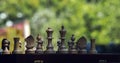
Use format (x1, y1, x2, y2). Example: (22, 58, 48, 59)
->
(1, 26, 97, 54)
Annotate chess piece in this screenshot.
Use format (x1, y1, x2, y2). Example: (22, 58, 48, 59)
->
(12, 37, 22, 54)
(57, 39, 61, 53)
(89, 39, 97, 54)
(2, 38, 10, 54)
(68, 35, 78, 54)
(58, 25, 68, 53)
(35, 34, 44, 54)
(76, 36, 87, 54)
(25, 35, 35, 54)
(44, 28, 55, 54)
(0, 49, 2, 54)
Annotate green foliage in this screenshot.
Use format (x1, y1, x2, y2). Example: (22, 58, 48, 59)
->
(0, 0, 40, 21)
(32, 0, 120, 45)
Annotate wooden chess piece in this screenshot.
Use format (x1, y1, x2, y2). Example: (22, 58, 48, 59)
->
(58, 25, 68, 54)
(0, 49, 2, 54)
(68, 35, 78, 54)
(57, 39, 61, 53)
(89, 39, 97, 54)
(12, 37, 22, 54)
(2, 38, 10, 54)
(44, 28, 55, 54)
(76, 36, 87, 54)
(35, 34, 44, 54)
(25, 35, 35, 54)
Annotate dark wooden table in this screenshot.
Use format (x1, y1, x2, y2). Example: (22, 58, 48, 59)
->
(0, 54, 120, 63)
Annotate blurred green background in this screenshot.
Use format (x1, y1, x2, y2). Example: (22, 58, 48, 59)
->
(0, 0, 120, 53)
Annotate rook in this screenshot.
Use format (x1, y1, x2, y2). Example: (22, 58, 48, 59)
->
(12, 37, 22, 54)
(89, 39, 97, 54)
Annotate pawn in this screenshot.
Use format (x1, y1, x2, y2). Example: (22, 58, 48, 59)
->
(89, 39, 97, 54)
(68, 35, 78, 54)
(35, 34, 44, 54)
(76, 36, 87, 54)
(25, 35, 35, 54)
(12, 37, 22, 54)
(2, 38, 10, 54)
(57, 39, 61, 53)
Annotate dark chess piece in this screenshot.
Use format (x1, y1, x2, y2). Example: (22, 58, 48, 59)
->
(35, 34, 44, 54)
(57, 39, 61, 53)
(12, 37, 22, 54)
(68, 35, 78, 54)
(76, 36, 87, 54)
(2, 38, 10, 54)
(89, 39, 97, 54)
(44, 28, 55, 54)
(25, 35, 35, 54)
(0, 49, 2, 54)
(58, 25, 68, 54)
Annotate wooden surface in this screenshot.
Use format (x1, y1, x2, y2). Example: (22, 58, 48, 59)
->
(0, 54, 120, 63)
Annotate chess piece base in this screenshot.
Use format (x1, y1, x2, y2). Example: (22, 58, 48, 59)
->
(79, 49, 87, 54)
(25, 49, 35, 54)
(89, 50, 97, 54)
(44, 49, 56, 54)
(2, 51, 10, 54)
(57, 48, 68, 54)
(12, 50, 23, 54)
(35, 49, 43, 54)
(69, 49, 78, 54)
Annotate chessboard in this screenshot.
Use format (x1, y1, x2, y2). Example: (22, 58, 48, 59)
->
(0, 54, 120, 63)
